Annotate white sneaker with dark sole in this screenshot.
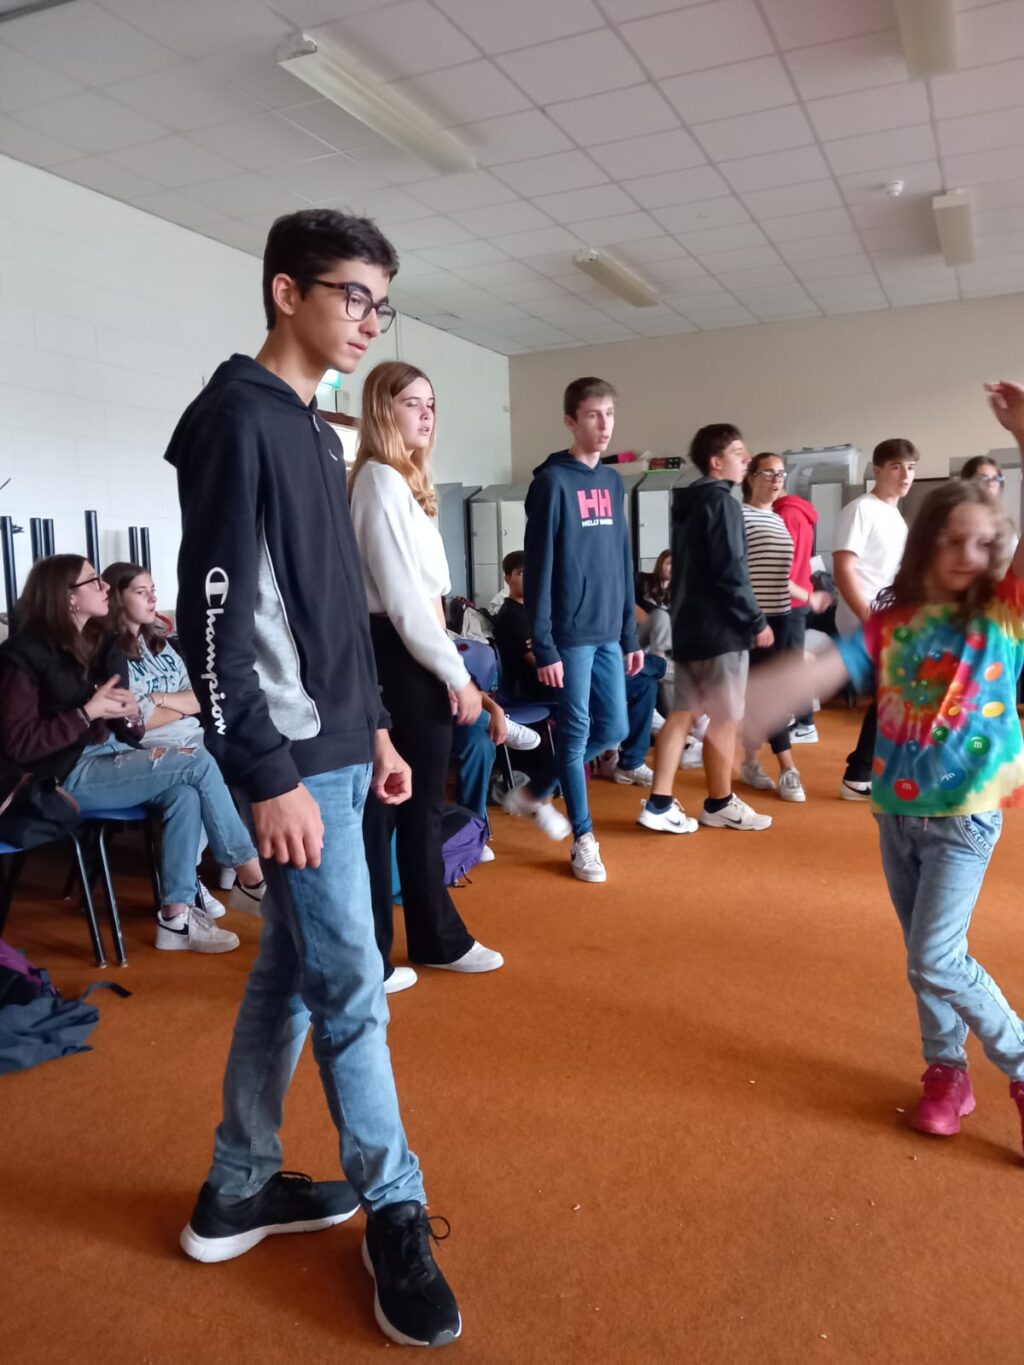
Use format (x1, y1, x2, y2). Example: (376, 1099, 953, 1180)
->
(156, 905, 240, 953)
(840, 779, 871, 801)
(637, 799, 698, 834)
(698, 796, 773, 831)
(571, 833, 607, 882)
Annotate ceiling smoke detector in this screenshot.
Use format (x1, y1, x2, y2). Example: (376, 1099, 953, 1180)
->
(885, 180, 906, 198)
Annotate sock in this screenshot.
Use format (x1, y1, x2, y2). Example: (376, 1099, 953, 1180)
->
(704, 794, 733, 814)
(645, 794, 673, 814)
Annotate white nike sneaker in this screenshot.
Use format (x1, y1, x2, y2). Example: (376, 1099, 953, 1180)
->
(779, 769, 806, 802)
(698, 796, 773, 831)
(613, 762, 654, 786)
(739, 759, 776, 791)
(502, 785, 571, 840)
(636, 799, 698, 834)
(570, 833, 607, 882)
(227, 879, 266, 916)
(840, 779, 871, 801)
(503, 717, 541, 751)
(790, 723, 818, 744)
(196, 879, 226, 919)
(155, 905, 240, 953)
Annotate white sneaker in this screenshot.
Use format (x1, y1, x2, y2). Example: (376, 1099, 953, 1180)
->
(479, 843, 496, 863)
(681, 739, 703, 770)
(698, 796, 773, 831)
(422, 941, 504, 973)
(227, 879, 266, 916)
(740, 759, 776, 791)
(156, 905, 240, 953)
(637, 799, 698, 834)
(650, 710, 666, 735)
(570, 833, 607, 882)
(840, 779, 871, 801)
(502, 785, 571, 841)
(196, 879, 226, 919)
(779, 768, 806, 802)
(613, 762, 654, 786)
(503, 717, 541, 751)
(790, 723, 818, 744)
(383, 966, 418, 995)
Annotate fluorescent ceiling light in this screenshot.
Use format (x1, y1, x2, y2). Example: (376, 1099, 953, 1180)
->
(573, 249, 659, 307)
(894, 0, 957, 77)
(932, 189, 975, 266)
(279, 37, 477, 176)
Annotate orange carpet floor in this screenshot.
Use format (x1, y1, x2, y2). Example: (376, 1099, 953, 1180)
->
(3, 709, 1024, 1365)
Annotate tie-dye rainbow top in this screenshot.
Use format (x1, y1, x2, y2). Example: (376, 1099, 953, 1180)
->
(836, 571, 1024, 815)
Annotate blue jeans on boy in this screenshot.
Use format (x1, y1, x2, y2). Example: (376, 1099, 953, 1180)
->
(876, 810, 1024, 1079)
(619, 654, 667, 771)
(450, 711, 494, 822)
(209, 763, 425, 1209)
(63, 739, 257, 905)
(529, 642, 628, 839)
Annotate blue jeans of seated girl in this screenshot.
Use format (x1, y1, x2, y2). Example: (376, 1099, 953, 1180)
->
(876, 810, 1024, 1079)
(63, 739, 257, 907)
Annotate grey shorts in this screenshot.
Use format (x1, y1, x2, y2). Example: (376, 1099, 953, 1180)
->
(673, 651, 749, 724)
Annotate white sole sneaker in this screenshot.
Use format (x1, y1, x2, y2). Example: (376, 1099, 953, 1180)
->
(155, 910, 240, 953)
(637, 801, 698, 834)
(384, 966, 418, 995)
(570, 838, 607, 882)
(180, 1205, 359, 1263)
(421, 942, 503, 973)
(227, 882, 266, 916)
(840, 780, 871, 801)
(739, 761, 776, 792)
(790, 726, 819, 744)
(779, 772, 806, 803)
(698, 799, 773, 832)
(613, 765, 654, 786)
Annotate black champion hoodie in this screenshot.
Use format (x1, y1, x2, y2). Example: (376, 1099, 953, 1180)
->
(166, 355, 386, 802)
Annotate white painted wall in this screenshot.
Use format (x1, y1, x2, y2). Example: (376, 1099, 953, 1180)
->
(0, 154, 510, 617)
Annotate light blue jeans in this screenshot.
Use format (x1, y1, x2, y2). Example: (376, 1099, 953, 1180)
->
(877, 810, 1024, 1079)
(63, 738, 257, 906)
(531, 642, 629, 838)
(208, 764, 425, 1209)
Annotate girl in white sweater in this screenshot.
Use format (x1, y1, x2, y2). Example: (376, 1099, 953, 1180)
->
(349, 362, 503, 992)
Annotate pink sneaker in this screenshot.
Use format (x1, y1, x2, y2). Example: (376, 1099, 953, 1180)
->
(910, 1063, 975, 1136)
(1009, 1080, 1024, 1154)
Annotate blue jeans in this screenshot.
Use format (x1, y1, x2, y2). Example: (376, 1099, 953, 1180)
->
(619, 655, 666, 771)
(63, 739, 257, 906)
(451, 712, 494, 823)
(531, 643, 628, 838)
(877, 811, 1024, 1079)
(209, 764, 424, 1208)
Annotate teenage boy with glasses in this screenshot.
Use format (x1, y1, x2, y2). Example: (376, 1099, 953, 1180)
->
(169, 209, 461, 1349)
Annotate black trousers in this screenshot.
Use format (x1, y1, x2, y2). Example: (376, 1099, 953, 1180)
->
(747, 612, 792, 755)
(363, 616, 474, 971)
(787, 605, 813, 727)
(844, 702, 877, 784)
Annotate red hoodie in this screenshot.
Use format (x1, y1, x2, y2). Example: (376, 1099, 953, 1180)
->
(774, 494, 817, 608)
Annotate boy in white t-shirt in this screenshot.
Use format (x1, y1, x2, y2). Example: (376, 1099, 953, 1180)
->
(833, 438, 917, 799)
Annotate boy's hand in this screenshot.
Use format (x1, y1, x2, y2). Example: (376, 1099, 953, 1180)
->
(624, 650, 644, 676)
(537, 662, 564, 688)
(986, 381, 1024, 442)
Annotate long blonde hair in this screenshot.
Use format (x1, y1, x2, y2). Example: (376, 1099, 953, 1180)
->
(349, 361, 438, 517)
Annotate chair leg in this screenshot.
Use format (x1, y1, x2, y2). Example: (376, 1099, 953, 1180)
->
(68, 834, 106, 969)
(499, 742, 515, 792)
(0, 851, 28, 939)
(96, 825, 128, 968)
(144, 814, 162, 910)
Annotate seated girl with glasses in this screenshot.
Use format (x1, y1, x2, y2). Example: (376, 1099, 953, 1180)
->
(0, 555, 266, 954)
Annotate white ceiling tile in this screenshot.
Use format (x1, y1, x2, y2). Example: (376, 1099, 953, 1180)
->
(977, 229, 1024, 256)
(2, 1, 179, 83)
(663, 286, 735, 307)
(330, 184, 432, 223)
(569, 322, 641, 342)
(405, 171, 519, 213)
(190, 113, 333, 170)
(276, 99, 372, 151)
(749, 299, 821, 320)
(712, 265, 797, 288)
(778, 232, 866, 263)
(820, 295, 889, 314)
(942, 147, 1022, 186)
(763, 207, 855, 243)
(960, 278, 1024, 300)
(496, 31, 646, 104)
(621, 0, 774, 80)
(601, 0, 720, 16)
(785, 30, 908, 101)
(529, 253, 586, 278)
(387, 216, 477, 249)
(660, 56, 796, 125)
(807, 83, 930, 142)
(648, 264, 720, 289)
(676, 221, 767, 254)
(547, 85, 679, 146)
(107, 64, 264, 133)
(0, 42, 81, 112)
(110, 136, 245, 189)
(760, 0, 893, 49)
(619, 235, 696, 264)
(525, 297, 606, 320)
(975, 177, 1024, 211)
(837, 159, 941, 203)
(490, 225, 585, 257)
(793, 255, 875, 281)
(54, 155, 160, 199)
(628, 317, 697, 336)
(824, 125, 936, 176)
(494, 151, 608, 197)
(806, 273, 882, 297)
(693, 105, 814, 161)
(457, 110, 572, 165)
(182, 170, 299, 215)
(389, 60, 532, 126)
(489, 278, 572, 303)
(532, 184, 638, 225)
(202, 40, 320, 109)
(976, 205, 1024, 234)
(413, 245, 510, 277)
(693, 243, 783, 271)
(733, 283, 812, 305)
(344, 138, 440, 183)
(740, 180, 843, 218)
(263, 155, 386, 202)
(315, 1, 479, 80)
(563, 210, 663, 245)
(12, 91, 168, 154)
(129, 188, 225, 228)
(939, 107, 1024, 157)
(455, 260, 544, 286)
(589, 129, 706, 180)
(720, 145, 830, 193)
(849, 195, 929, 230)
(452, 301, 532, 324)
(200, 218, 267, 254)
(0, 113, 82, 165)
(270, 1, 381, 22)
(685, 306, 757, 327)
(652, 196, 750, 233)
(860, 221, 939, 255)
(450, 200, 553, 235)
(432, 0, 603, 55)
(958, 0, 1024, 67)
(884, 279, 960, 305)
(99, 0, 290, 58)
(931, 57, 1024, 120)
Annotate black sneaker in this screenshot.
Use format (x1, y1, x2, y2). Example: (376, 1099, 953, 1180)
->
(362, 1201, 462, 1347)
(180, 1171, 360, 1263)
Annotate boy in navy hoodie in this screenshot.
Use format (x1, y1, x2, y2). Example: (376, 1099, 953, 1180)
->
(504, 377, 642, 883)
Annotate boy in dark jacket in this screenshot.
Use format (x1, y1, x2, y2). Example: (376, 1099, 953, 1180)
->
(506, 377, 642, 883)
(639, 424, 774, 835)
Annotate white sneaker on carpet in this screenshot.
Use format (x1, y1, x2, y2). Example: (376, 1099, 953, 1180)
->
(840, 779, 871, 801)
(196, 879, 226, 919)
(503, 717, 541, 750)
(613, 762, 654, 787)
(423, 942, 504, 973)
(680, 740, 703, 770)
(698, 796, 773, 832)
(779, 769, 806, 803)
(479, 843, 496, 863)
(502, 785, 571, 841)
(650, 710, 666, 734)
(227, 879, 266, 916)
(740, 758, 776, 791)
(570, 833, 607, 883)
(383, 966, 418, 995)
(156, 906, 240, 953)
(790, 723, 818, 744)
(637, 799, 698, 835)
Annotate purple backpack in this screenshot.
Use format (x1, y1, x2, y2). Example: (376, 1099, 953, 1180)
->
(440, 805, 487, 886)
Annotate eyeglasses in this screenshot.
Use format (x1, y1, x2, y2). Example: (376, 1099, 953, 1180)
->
(307, 279, 397, 332)
(73, 574, 104, 589)
(753, 469, 787, 482)
(974, 473, 1005, 487)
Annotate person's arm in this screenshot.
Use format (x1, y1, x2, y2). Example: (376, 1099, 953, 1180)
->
(0, 665, 92, 763)
(706, 497, 768, 637)
(523, 476, 561, 675)
(986, 381, 1024, 579)
(740, 639, 853, 748)
(832, 551, 871, 623)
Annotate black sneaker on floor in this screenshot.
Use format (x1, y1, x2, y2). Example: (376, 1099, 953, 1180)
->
(180, 1171, 360, 1263)
(362, 1201, 462, 1347)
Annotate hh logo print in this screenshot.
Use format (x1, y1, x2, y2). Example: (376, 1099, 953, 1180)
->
(577, 488, 613, 525)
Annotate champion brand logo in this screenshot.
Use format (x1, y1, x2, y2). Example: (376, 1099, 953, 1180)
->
(577, 488, 612, 522)
(201, 567, 229, 735)
(204, 567, 229, 607)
